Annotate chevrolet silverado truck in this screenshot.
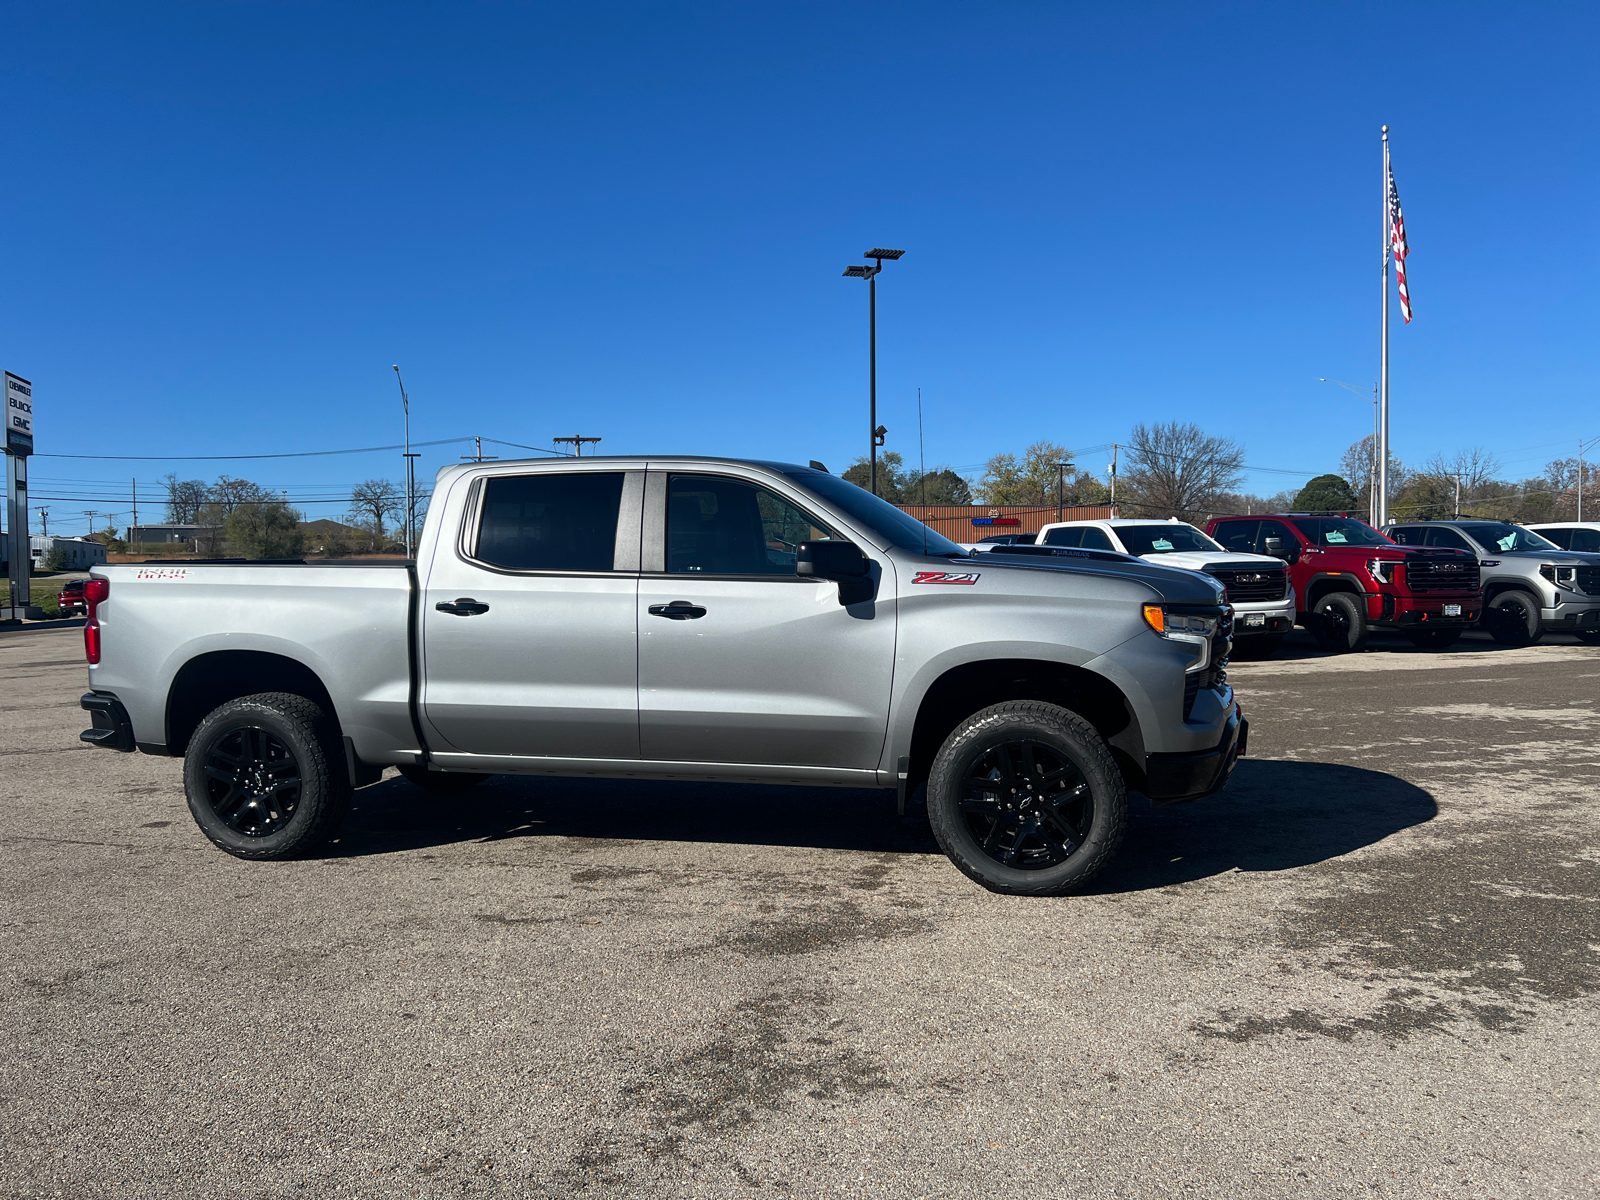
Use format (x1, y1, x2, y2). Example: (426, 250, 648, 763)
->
(1206, 514, 1480, 652)
(77, 457, 1244, 896)
(1031, 518, 1295, 658)
(1384, 519, 1600, 646)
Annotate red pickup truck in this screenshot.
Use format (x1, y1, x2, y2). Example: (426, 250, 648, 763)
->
(1205, 514, 1480, 651)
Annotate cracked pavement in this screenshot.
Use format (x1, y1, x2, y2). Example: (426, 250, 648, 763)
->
(2, 625, 1598, 1198)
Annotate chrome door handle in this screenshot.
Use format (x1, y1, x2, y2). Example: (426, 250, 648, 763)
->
(648, 601, 707, 620)
(436, 598, 490, 616)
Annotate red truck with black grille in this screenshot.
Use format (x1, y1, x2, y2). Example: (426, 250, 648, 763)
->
(1204, 514, 1480, 652)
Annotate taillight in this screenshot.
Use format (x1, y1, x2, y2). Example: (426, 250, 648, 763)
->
(84, 578, 109, 665)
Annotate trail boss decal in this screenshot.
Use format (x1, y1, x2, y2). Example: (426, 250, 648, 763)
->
(912, 571, 980, 585)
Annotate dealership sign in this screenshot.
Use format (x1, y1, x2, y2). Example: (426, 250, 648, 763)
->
(5, 371, 32, 454)
(970, 516, 1021, 526)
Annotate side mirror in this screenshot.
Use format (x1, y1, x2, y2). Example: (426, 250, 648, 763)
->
(1263, 536, 1297, 564)
(797, 540, 874, 605)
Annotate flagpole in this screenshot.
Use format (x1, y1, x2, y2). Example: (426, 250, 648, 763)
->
(1378, 125, 1391, 528)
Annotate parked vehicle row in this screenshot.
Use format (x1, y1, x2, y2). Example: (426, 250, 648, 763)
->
(979, 513, 1600, 655)
(77, 457, 1245, 896)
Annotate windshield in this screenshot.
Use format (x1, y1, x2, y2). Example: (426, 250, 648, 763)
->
(1291, 517, 1393, 548)
(781, 468, 967, 556)
(1459, 523, 1560, 553)
(1113, 523, 1223, 556)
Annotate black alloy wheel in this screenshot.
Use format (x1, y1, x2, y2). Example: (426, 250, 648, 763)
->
(1485, 590, 1543, 647)
(958, 740, 1093, 871)
(201, 727, 303, 836)
(1311, 592, 1369, 653)
(183, 692, 351, 860)
(927, 701, 1127, 896)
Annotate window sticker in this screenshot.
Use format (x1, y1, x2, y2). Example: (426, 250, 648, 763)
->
(1151, 538, 1174, 550)
(1496, 534, 1516, 552)
(1325, 531, 1348, 544)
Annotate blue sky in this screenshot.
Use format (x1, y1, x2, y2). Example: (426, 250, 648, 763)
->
(2, 2, 1595, 528)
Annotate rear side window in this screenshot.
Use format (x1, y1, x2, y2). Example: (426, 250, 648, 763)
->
(1211, 520, 1258, 553)
(1536, 528, 1572, 549)
(474, 472, 625, 571)
(1042, 527, 1084, 547)
(1426, 528, 1474, 552)
(1573, 530, 1600, 553)
(667, 474, 833, 575)
(1386, 526, 1425, 545)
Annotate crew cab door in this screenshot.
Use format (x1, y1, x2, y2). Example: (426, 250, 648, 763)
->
(420, 468, 643, 760)
(635, 471, 896, 770)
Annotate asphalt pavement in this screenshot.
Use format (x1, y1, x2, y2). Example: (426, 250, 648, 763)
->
(2, 625, 1597, 1199)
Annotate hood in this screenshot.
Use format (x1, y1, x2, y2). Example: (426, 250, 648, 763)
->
(1135, 550, 1283, 571)
(973, 546, 1227, 606)
(1482, 549, 1600, 565)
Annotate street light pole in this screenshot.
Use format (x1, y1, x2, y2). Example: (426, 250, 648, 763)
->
(1579, 434, 1600, 522)
(843, 249, 904, 495)
(392, 365, 414, 558)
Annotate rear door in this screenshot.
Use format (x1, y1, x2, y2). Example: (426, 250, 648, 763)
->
(635, 471, 897, 769)
(420, 468, 643, 760)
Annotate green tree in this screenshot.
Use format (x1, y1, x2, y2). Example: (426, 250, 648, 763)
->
(40, 544, 70, 573)
(1292, 474, 1359, 514)
(900, 467, 973, 505)
(976, 441, 1080, 505)
(224, 498, 307, 559)
(841, 451, 909, 501)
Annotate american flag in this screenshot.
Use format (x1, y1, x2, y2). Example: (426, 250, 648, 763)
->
(1388, 164, 1412, 323)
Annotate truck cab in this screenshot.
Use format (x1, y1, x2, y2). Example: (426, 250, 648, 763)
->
(1205, 514, 1480, 652)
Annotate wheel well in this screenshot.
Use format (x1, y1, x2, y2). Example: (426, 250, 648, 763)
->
(906, 660, 1142, 793)
(165, 651, 338, 754)
(1304, 577, 1364, 610)
(1483, 581, 1538, 605)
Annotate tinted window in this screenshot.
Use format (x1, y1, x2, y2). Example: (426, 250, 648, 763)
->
(1534, 528, 1572, 548)
(1573, 530, 1600, 553)
(667, 475, 833, 575)
(777, 469, 966, 556)
(1211, 520, 1259, 554)
(1115, 524, 1222, 555)
(1426, 527, 1474, 552)
(475, 472, 624, 572)
(1079, 527, 1115, 551)
(1386, 526, 1425, 546)
(1042, 527, 1084, 547)
(1257, 520, 1301, 552)
(1291, 517, 1391, 547)
(1458, 523, 1559, 553)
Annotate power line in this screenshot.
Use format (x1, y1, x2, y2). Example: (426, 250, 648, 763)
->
(33, 437, 476, 462)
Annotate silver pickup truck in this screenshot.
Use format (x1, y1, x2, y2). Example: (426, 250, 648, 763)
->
(77, 457, 1245, 895)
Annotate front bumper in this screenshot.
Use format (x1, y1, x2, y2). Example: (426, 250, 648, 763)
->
(1541, 600, 1600, 632)
(1369, 592, 1480, 627)
(1144, 706, 1245, 805)
(80, 692, 136, 752)
(1231, 595, 1295, 636)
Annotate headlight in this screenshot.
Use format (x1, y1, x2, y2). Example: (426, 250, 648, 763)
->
(1539, 564, 1577, 590)
(1143, 604, 1220, 673)
(1368, 558, 1399, 584)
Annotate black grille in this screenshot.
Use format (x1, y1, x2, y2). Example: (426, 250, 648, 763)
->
(1182, 612, 1232, 721)
(1404, 557, 1480, 593)
(1578, 566, 1600, 596)
(1205, 563, 1286, 602)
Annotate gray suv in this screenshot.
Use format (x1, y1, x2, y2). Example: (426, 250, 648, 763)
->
(1384, 519, 1600, 645)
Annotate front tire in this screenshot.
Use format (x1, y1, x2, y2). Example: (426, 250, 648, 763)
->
(1310, 592, 1369, 653)
(1404, 628, 1462, 650)
(183, 692, 351, 860)
(926, 701, 1126, 896)
(1486, 590, 1543, 646)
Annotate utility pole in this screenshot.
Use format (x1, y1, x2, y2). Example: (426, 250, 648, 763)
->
(1056, 462, 1070, 523)
(85, 510, 97, 537)
(1454, 473, 1462, 520)
(37, 508, 48, 536)
(131, 478, 138, 538)
(392, 366, 415, 559)
(461, 436, 499, 465)
(842, 249, 905, 495)
(553, 436, 602, 457)
(1109, 445, 1119, 513)
(1579, 435, 1600, 523)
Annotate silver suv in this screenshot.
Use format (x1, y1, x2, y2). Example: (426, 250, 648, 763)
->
(1384, 519, 1600, 645)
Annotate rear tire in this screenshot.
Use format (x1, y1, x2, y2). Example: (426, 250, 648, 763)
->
(183, 692, 351, 860)
(1404, 629, 1462, 650)
(399, 764, 493, 792)
(926, 701, 1126, 896)
(1486, 590, 1543, 646)
(1310, 592, 1369, 653)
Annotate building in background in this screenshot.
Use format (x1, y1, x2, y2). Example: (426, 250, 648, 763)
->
(1, 535, 107, 572)
(126, 523, 219, 545)
(897, 504, 1117, 542)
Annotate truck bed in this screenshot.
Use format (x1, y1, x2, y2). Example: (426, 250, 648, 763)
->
(88, 562, 419, 762)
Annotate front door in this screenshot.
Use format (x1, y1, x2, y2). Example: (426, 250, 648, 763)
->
(636, 471, 896, 769)
(421, 468, 643, 761)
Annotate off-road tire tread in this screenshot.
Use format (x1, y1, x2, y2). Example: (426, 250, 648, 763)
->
(1311, 592, 1369, 654)
(184, 692, 351, 861)
(926, 700, 1126, 897)
(1487, 590, 1543, 647)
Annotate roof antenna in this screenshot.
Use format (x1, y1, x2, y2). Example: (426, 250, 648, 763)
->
(918, 387, 927, 556)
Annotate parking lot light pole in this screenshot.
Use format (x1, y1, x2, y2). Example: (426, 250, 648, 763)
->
(1580, 434, 1600, 522)
(843, 249, 905, 496)
(1319, 378, 1380, 525)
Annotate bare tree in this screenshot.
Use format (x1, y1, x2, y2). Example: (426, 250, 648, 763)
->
(348, 479, 402, 541)
(1120, 423, 1245, 519)
(162, 473, 209, 524)
(207, 475, 271, 516)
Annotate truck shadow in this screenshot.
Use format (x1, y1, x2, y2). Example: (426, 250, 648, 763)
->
(1089, 758, 1437, 893)
(334, 758, 1434, 891)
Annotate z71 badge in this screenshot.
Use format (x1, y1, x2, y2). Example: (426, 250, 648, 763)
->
(912, 571, 980, 585)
